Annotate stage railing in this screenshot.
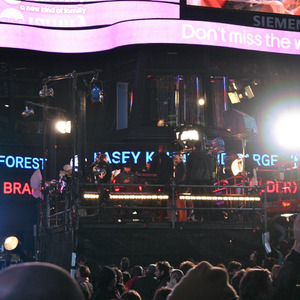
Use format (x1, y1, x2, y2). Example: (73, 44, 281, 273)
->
(40, 181, 267, 231)
(77, 181, 266, 230)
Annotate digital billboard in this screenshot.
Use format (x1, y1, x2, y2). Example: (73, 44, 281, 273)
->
(0, 0, 299, 55)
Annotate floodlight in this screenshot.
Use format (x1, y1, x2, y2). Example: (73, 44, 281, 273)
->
(273, 109, 300, 150)
(39, 85, 54, 98)
(244, 85, 254, 99)
(175, 125, 206, 150)
(4, 236, 19, 251)
(180, 129, 199, 141)
(198, 98, 205, 106)
(55, 120, 71, 134)
(228, 92, 240, 104)
(231, 158, 243, 176)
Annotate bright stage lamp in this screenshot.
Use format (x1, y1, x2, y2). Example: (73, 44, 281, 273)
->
(198, 98, 205, 106)
(273, 110, 300, 150)
(231, 158, 243, 176)
(56, 121, 71, 134)
(4, 236, 19, 251)
(180, 129, 199, 141)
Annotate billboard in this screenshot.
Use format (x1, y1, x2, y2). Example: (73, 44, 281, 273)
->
(0, 0, 299, 54)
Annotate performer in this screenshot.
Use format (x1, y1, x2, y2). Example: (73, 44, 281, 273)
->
(173, 154, 188, 222)
(149, 144, 173, 185)
(92, 154, 112, 212)
(186, 141, 212, 193)
(114, 162, 138, 192)
(186, 141, 212, 221)
(150, 144, 173, 221)
(92, 154, 112, 185)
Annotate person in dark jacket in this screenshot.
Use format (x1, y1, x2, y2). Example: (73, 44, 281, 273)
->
(76, 265, 94, 300)
(269, 214, 300, 299)
(150, 144, 173, 221)
(92, 154, 112, 185)
(185, 141, 212, 221)
(186, 141, 211, 189)
(130, 264, 158, 300)
(149, 144, 173, 185)
(155, 261, 171, 289)
(93, 266, 120, 300)
(173, 154, 188, 221)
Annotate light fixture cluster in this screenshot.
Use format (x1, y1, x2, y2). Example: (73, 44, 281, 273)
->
(39, 85, 54, 98)
(228, 80, 255, 104)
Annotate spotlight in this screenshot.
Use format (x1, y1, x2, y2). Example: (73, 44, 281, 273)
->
(39, 85, 54, 98)
(228, 92, 241, 104)
(55, 120, 71, 134)
(91, 85, 103, 103)
(4, 236, 19, 251)
(231, 158, 243, 176)
(180, 129, 199, 141)
(198, 98, 205, 106)
(273, 109, 300, 151)
(175, 125, 206, 149)
(244, 85, 254, 99)
(22, 106, 34, 117)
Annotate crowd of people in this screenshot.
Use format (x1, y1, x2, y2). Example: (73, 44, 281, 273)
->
(73, 237, 300, 300)
(1, 213, 300, 299)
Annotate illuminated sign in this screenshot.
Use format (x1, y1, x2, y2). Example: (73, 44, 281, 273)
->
(0, 0, 179, 28)
(3, 182, 33, 195)
(1, 3, 300, 55)
(0, 155, 45, 170)
(265, 180, 298, 194)
(94, 150, 298, 167)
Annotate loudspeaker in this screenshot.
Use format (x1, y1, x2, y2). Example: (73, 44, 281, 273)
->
(224, 109, 258, 138)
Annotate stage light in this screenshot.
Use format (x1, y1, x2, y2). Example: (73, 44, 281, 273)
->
(273, 109, 300, 151)
(22, 106, 34, 117)
(180, 129, 199, 141)
(83, 193, 100, 200)
(91, 85, 103, 103)
(175, 125, 207, 150)
(179, 195, 260, 201)
(228, 92, 240, 104)
(198, 98, 205, 106)
(4, 236, 19, 251)
(39, 85, 54, 98)
(55, 120, 71, 134)
(231, 158, 243, 176)
(109, 193, 169, 200)
(281, 213, 294, 218)
(244, 85, 254, 99)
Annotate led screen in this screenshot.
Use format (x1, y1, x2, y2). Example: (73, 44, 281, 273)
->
(0, 0, 299, 55)
(0, 0, 180, 28)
